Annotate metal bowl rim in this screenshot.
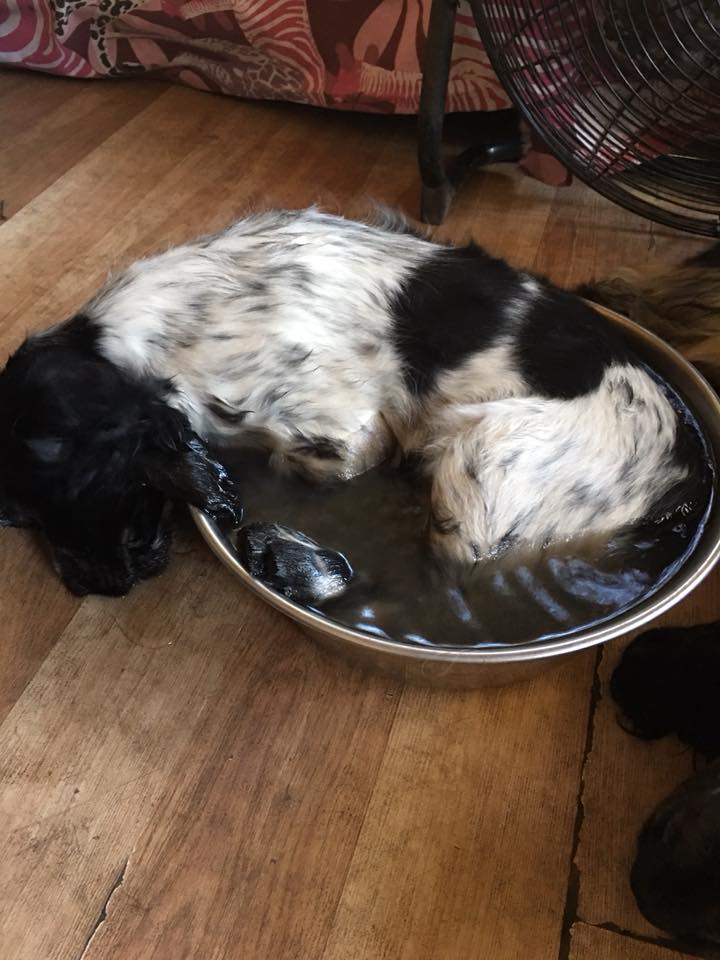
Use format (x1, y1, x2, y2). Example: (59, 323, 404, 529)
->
(192, 306, 720, 665)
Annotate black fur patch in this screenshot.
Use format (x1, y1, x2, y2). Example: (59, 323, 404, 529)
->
(22, 312, 99, 356)
(390, 245, 515, 393)
(392, 245, 628, 399)
(237, 521, 354, 606)
(569, 481, 593, 505)
(499, 450, 520, 471)
(0, 319, 240, 597)
(515, 291, 629, 399)
(631, 761, 720, 946)
(611, 621, 720, 758)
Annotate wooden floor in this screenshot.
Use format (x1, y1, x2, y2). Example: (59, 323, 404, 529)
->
(0, 71, 716, 960)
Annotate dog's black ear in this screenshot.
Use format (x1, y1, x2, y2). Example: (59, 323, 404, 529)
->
(135, 405, 242, 524)
(0, 480, 37, 528)
(0, 503, 36, 528)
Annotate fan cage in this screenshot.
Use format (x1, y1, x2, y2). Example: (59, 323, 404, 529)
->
(470, 0, 720, 236)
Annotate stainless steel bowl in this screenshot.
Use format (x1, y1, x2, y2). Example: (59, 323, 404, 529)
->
(193, 305, 720, 688)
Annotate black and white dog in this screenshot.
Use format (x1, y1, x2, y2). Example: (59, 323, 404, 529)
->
(0, 208, 698, 596)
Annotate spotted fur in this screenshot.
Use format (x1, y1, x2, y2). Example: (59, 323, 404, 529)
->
(0, 207, 700, 593)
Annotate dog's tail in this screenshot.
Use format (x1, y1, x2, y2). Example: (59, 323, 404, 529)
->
(577, 242, 720, 390)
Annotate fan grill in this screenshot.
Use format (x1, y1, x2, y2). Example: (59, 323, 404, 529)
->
(471, 0, 720, 235)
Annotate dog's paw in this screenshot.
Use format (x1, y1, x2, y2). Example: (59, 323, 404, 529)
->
(236, 522, 353, 606)
(610, 621, 720, 758)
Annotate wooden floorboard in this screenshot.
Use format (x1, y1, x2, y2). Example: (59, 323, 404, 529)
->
(0, 528, 79, 724)
(1, 526, 402, 960)
(1, 71, 718, 960)
(0, 73, 165, 223)
(319, 658, 593, 960)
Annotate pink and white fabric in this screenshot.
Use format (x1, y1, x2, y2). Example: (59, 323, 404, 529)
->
(0, 0, 512, 114)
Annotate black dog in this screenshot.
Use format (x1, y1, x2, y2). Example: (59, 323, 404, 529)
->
(0, 318, 239, 596)
(612, 622, 720, 946)
(631, 759, 720, 948)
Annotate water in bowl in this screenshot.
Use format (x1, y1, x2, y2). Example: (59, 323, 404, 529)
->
(214, 383, 713, 649)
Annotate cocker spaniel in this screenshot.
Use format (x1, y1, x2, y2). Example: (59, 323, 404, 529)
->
(0, 209, 701, 596)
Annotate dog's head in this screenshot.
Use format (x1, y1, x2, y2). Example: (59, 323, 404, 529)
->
(0, 320, 240, 596)
(631, 761, 720, 947)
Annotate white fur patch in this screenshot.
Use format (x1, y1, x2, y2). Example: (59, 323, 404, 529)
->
(78, 208, 690, 562)
(427, 364, 685, 562)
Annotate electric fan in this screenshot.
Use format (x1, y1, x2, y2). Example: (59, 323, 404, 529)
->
(470, 0, 720, 235)
(419, 0, 720, 234)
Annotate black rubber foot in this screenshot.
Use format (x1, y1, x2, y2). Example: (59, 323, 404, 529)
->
(421, 181, 454, 225)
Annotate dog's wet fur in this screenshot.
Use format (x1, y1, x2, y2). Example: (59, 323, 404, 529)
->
(0, 208, 706, 597)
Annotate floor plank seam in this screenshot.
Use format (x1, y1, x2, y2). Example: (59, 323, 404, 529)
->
(557, 647, 604, 960)
(577, 918, 718, 960)
(76, 855, 130, 960)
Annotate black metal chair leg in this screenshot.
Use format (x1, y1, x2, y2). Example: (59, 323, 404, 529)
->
(418, 0, 458, 225)
(418, 0, 523, 223)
